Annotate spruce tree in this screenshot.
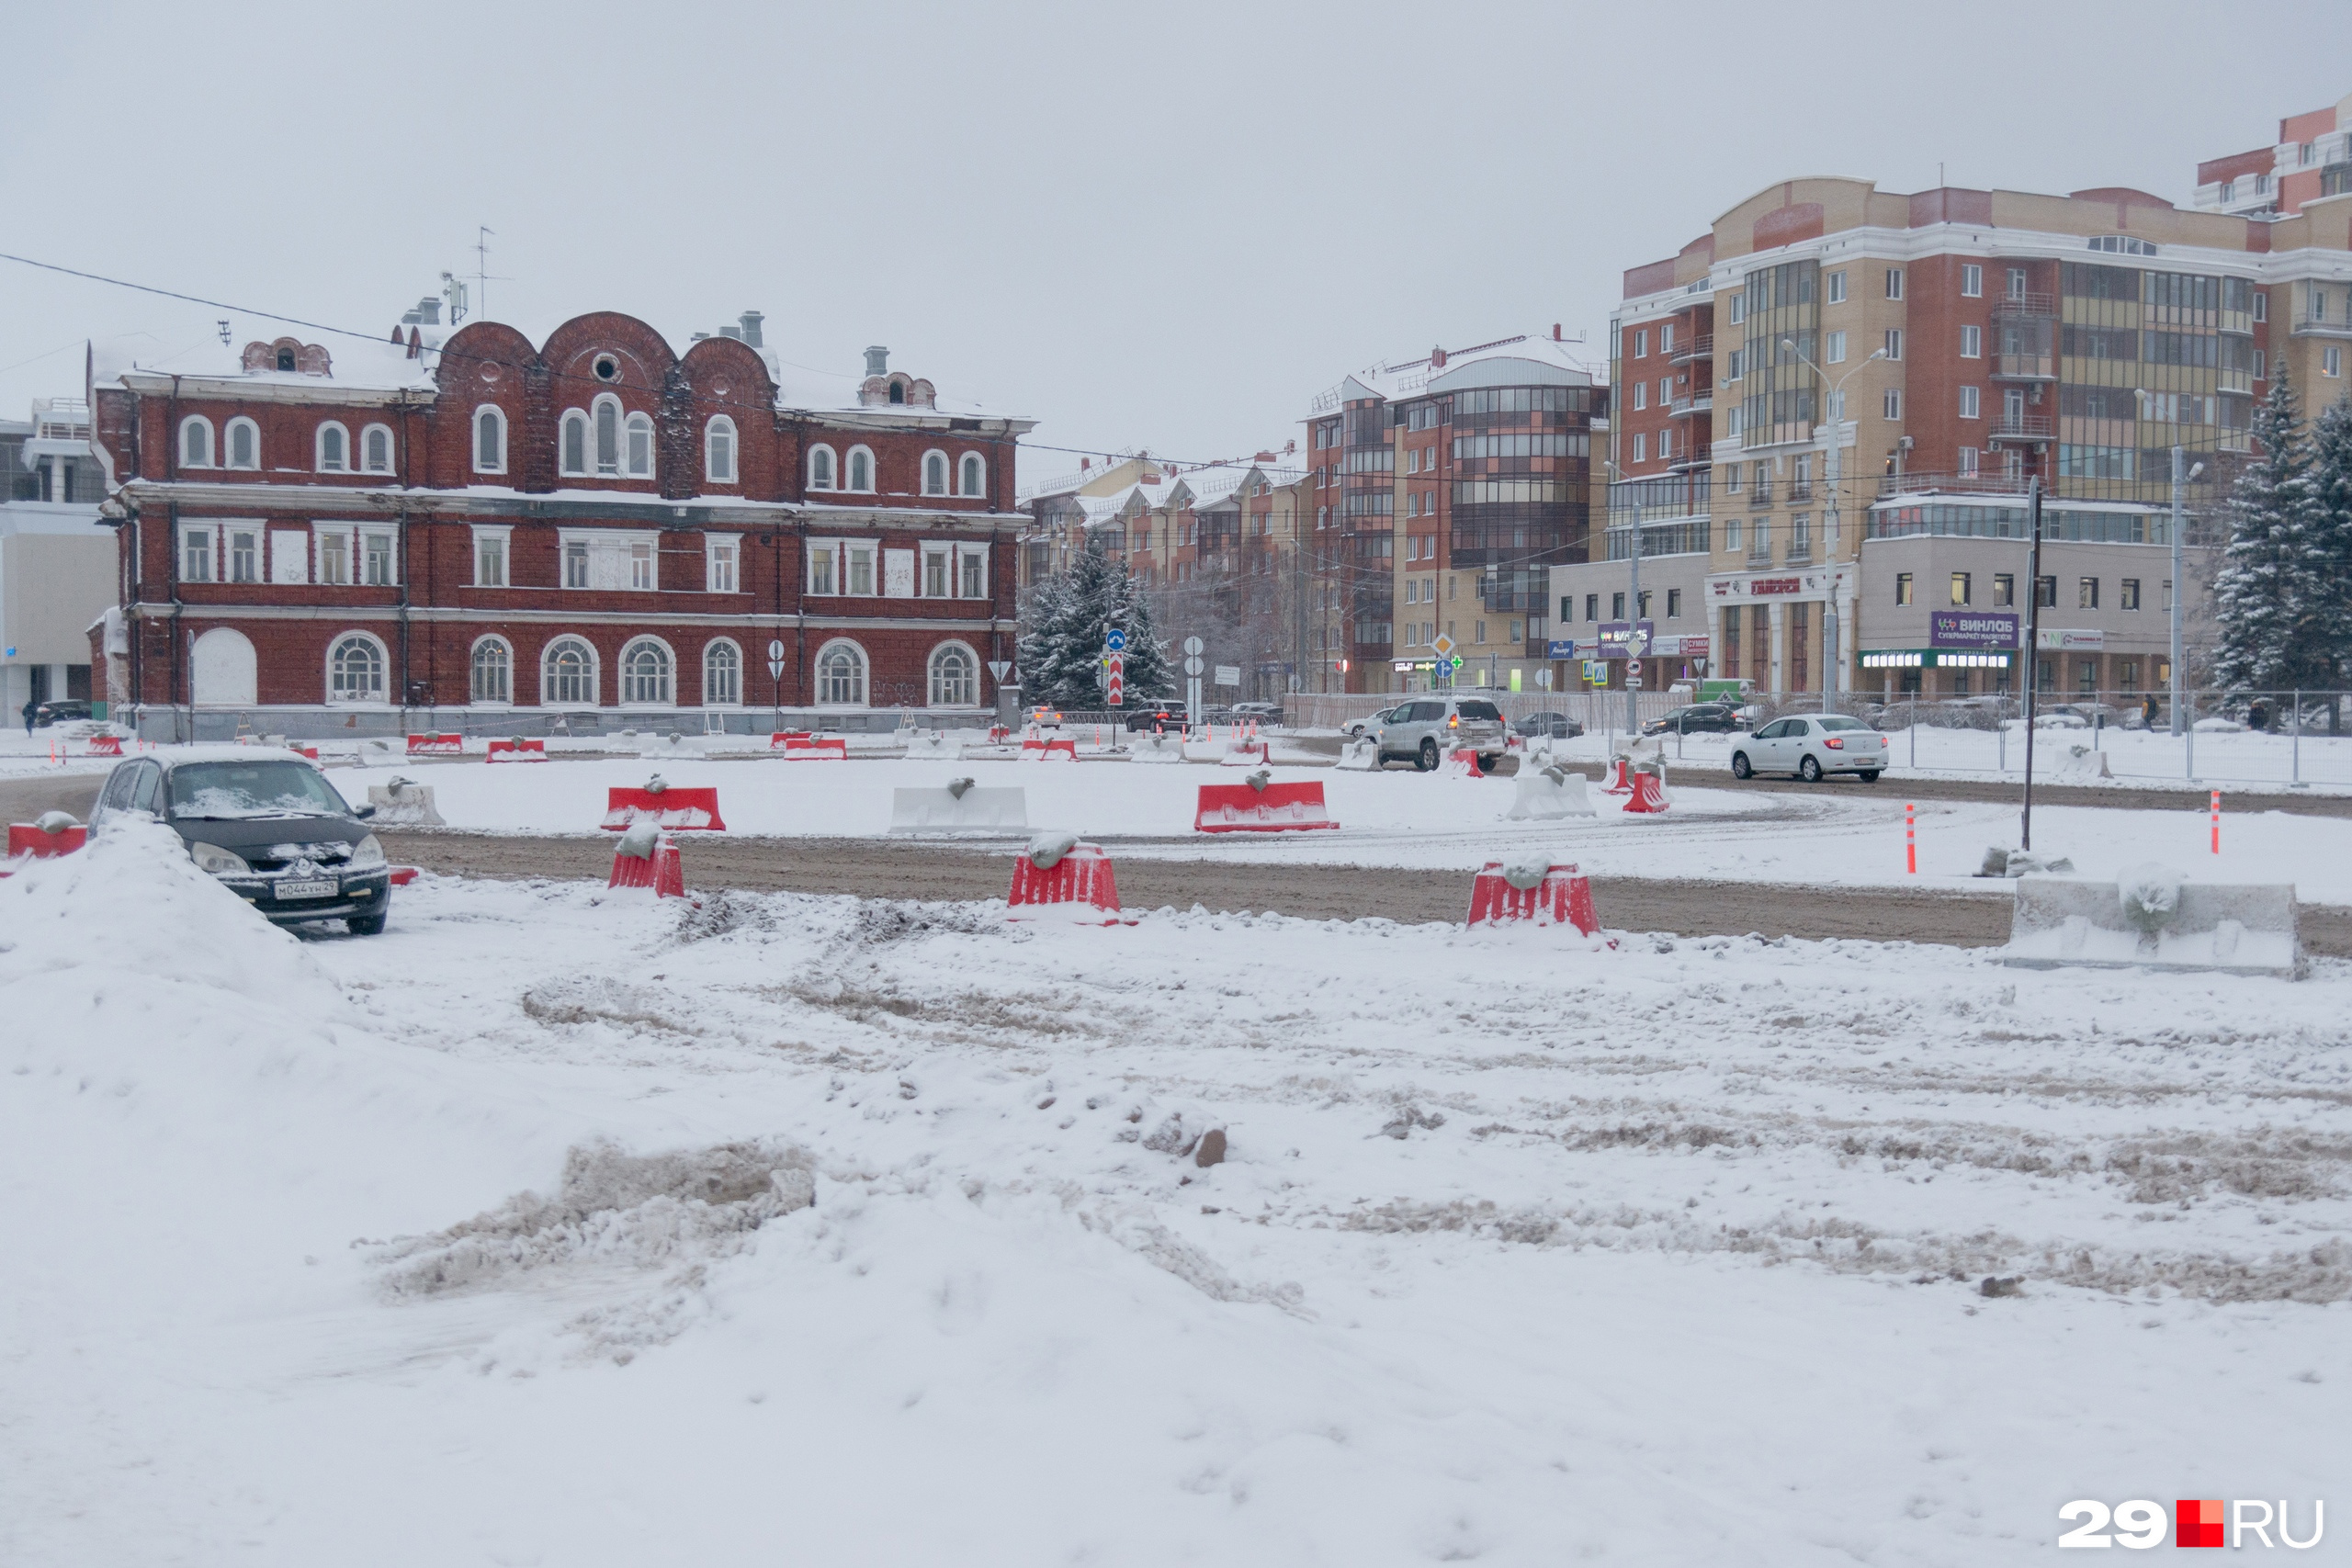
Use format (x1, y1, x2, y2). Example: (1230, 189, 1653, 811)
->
(2211, 361, 2324, 699)
(2303, 391, 2352, 726)
(1015, 533, 1171, 707)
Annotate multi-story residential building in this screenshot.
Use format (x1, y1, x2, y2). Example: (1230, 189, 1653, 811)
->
(1020, 448, 1310, 702)
(87, 309, 1035, 738)
(2192, 92, 2352, 219)
(1302, 332, 1604, 695)
(1, 398, 113, 719)
(1572, 150, 2352, 706)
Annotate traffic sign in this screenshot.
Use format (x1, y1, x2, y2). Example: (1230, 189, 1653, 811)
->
(1183, 655, 1204, 676)
(1183, 636, 1204, 657)
(765, 638, 786, 681)
(987, 660, 1012, 682)
(1450, 656, 1464, 671)
(1106, 628, 1126, 652)
(1106, 653, 1125, 705)
(1430, 633, 1456, 659)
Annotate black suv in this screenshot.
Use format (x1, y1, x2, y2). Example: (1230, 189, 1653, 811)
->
(31, 699, 93, 728)
(1642, 702, 1744, 737)
(89, 748, 391, 933)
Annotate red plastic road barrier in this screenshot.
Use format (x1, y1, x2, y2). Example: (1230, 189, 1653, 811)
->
(782, 737, 847, 760)
(1445, 747, 1486, 776)
(487, 739, 547, 762)
(294, 745, 320, 761)
(608, 837, 686, 897)
(601, 787, 727, 831)
(8, 822, 87, 858)
(1624, 770, 1669, 813)
(1193, 781, 1338, 833)
(988, 726, 1011, 744)
(1602, 757, 1634, 794)
(1023, 737, 1077, 761)
(86, 735, 122, 757)
(389, 866, 420, 886)
(1905, 802, 1917, 874)
(1007, 841, 1123, 922)
(406, 733, 463, 756)
(768, 731, 812, 749)
(2211, 789, 2221, 854)
(1466, 861, 1599, 932)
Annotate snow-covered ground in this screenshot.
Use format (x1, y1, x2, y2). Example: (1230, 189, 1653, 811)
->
(4, 826, 2348, 1563)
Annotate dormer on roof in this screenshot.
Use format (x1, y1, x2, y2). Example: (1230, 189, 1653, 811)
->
(242, 338, 333, 376)
(855, 344, 936, 409)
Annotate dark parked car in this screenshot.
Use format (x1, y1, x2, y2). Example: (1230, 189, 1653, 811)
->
(31, 698, 92, 728)
(1513, 710, 1584, 740)
(88, 747, 391, 933)
(1642, 702, 1744, 737)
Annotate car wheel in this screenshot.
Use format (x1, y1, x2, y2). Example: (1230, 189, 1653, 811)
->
(1478, 754, 1500, 773)
(1858, 770, 1881, 782)
(347, 908, 389, 936)
(1799, 755, 1824, 784)
(1417, 739, 1439, 772)
(1730, 751, 1753, 780)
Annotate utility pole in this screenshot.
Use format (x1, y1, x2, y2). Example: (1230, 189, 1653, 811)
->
(2169, 444, 2186, 737)
(1626, 513, 1642, 735)
(2020, 478, 2044, 852)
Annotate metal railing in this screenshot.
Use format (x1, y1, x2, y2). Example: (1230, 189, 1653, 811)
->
(1988, 414, 2056, 442)
(1990, 292, 2057, 318)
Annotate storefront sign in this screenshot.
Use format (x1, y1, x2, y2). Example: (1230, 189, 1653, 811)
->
(1545, 638, 1577, 660)
(1596, 619, 1655, 660)
(1930, 610, 2019, 649)
(1679, 635, 1710, 659)
(1749, 577, 1803, 596)
(2036, 627, 2105, 651)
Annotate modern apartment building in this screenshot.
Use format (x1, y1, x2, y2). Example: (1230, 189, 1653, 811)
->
(1576, 137, 2352, 705)
(1, 398, 113, 717)
(2192, 92, 2352, 219)
(1301, 332, 1604, 695)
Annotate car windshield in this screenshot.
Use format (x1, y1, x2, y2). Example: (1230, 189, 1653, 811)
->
(1454, 701, 1501, 721)
(1815, 715, 1871, 732)
(166, 761, 350, 819)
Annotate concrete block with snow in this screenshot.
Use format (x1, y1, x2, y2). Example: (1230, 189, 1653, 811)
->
(2000, 863, 2300, 978)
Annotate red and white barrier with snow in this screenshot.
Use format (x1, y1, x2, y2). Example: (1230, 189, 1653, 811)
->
(406, 733, 464, 756)
(1193, 778, 1337, 834)
(600, 782, 727, 831)
(1438, 747, 1487, 779)
(1623, 766, 1670, 814)
(4, 813, 86, 874)
(1466, 856, 1600, 934)
(606, 820, 686, 897)
(1021, 737, 1078, 761)
(778, 736, 848, 761)
(486, 738, 547, 762)
(1006, 833, 1125, 923)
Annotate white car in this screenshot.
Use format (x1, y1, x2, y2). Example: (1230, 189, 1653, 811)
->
(1729, 714, 1888, 783)
(1344, 706, 1395, 739)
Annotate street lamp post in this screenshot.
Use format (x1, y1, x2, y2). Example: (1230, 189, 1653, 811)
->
(1602, 457, 1642, 735)
(1781, 341, 1886, 714)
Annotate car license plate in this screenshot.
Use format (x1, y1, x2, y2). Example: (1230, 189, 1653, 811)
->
(275, 877, 338, 900)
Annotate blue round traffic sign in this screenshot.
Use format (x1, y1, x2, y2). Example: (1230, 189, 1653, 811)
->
(1106, 628, 1126, 651)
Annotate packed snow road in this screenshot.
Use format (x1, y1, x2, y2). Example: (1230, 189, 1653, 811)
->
(4, 827, 2349, 1563)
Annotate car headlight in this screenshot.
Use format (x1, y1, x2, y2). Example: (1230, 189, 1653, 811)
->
(347, 833, 387, 870)
(189, 841, 252, 875)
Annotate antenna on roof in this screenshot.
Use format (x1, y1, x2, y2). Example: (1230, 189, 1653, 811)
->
(217, 320, 231, 345)
(470, 226, 512, 320)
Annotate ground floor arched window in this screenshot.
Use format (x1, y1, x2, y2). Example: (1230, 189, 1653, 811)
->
(703, 639, 741, 705)
(928, 641, 978, 706)
(816, 639, 867, 706)
(327, 633, 386, 704)
(542, 637, 598, 705)
(469, 637, 512, 704)
(620, 637, 673, 705)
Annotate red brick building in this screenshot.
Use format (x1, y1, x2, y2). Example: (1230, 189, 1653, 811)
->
(87, 310, 1034, 737)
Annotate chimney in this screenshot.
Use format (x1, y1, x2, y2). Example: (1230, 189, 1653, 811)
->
(407, 326, 422, 359)
(864, 344, 889, 378)
(739, 310, 765, 347)
(417, 296, 442, 326)
(719, 325, 743, 342)
(1430, 344, 1447, 368)
(1552, 322, 1563, 341)
(690, 332, 711, 342)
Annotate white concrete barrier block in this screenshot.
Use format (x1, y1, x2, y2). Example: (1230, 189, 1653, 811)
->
(2002, 871, 2299, 978)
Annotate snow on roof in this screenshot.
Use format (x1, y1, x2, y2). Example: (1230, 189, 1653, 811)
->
(92, 332, 442, 395)
(1303, 332, 1606, 418)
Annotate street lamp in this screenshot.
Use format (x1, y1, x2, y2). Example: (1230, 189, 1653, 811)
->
(2132, 389, 2205, 739)
(1779, 340, 1887, 712)
(1601, 456, 1643, 735)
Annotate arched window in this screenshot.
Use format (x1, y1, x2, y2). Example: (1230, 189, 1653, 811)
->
(179, 416, 214, 468)
(922, 451, 948, 496)
(928, 642, 978, 707)
(474, 406, 506, 473)
(705, 416, 738, 484)
(560, 411, 589, 476)
(469, 637, 513, 704)
(816, 639, 867, 706)
(276, 346, 297, 372)
(361, 424, 393, 474)
(888, 380, 905, 405)
(541, 637, 598, 706)
(594, 396, 621, 475)
(703, 639, 741, 705)
(808, 446, 836, 491)
(958, 453, 985, 498)
(846, 446, 874, 492)
(316, 422, 350, 473)
(619, 637, 673, 705)
(224, 417, 259, 469)
(326, 633, 386, 704)
(625, 412, 654, 479)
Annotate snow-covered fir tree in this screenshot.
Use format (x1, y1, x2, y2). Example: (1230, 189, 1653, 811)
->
(2211, 361, 2328, 695)
(2300, 391, 2352, 719)
(1016, 532, 1172, 707)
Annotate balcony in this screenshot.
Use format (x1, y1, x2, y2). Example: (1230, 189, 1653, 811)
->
(1988, 413, 2055, 445)
(1668, 393, 1713, 418)
(1991, 292, 2057, 320)
(1784, 482, 1813, 503)
(1668, 333, 1713, 367)
(1748, 485, 1774, 509)
(2290, 312, 2352, 340)
(1992, 353, 2056, 381)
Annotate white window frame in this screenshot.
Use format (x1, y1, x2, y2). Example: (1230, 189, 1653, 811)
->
(323, 630, 391, 706)
(808, 444, 837, 491)
(921, 541, 953, 597)
(590, 394, 624, 476)
(179, 415, 215, 469)
(469, 635, 514, 706)
(560, 410, 591, 477)
(1632, 433, 1645, 462)
(705, 415, 738, 484)
(845, 446, 876, 493)
(806, 539, 839, 596)
(315, 421, 351, 474)
(179, 523, 217, 581)
(623, 411, 655, 479)
(1633, 329, 1646, 358)
(554, 528, 661, 592)
(1959, 385, 1981, 420)
(927, 639, 981, 707)
(360, 423, 395, 474)
(1632, 382, 1646, 411)
(1883, 329, 1904, 361)
(842, 541, 876, 595)
(359, 527, 400, 587)
(1961, 324, 1982, 358)
(312, 523, 356, 586)
(1826, 270, 1846, 305)
(471, 525, 513, 588)
(958, 542, 989, 598)
(227, 527, 259, 584)
(2328, 346, 2345, 379)
(921, 448, 950, 496)
(473, 405, 507, 474)
(1959, 446, 1980, 478)
(1885, 267, 1904, 300)
(1961, 264, 1983, 298)
(617, 636, 676, 707)
(706, 533, 741, 593)
(224, 416, 260, 470)
(1883, 388, 1903, 421)
(539, 635, 600, 707)
(812, 637, 868, 708)
(1825, 331, 1846, 365)
(702, 638, 743, 708)
(957, 451, 985, 499)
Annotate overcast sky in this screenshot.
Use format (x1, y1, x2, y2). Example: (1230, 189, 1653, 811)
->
(6, 2, 2348, 487)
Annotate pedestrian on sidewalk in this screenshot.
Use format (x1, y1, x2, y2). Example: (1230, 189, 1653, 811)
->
(2142, 693, 2158, 730)
(20, 695, 36, 735)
